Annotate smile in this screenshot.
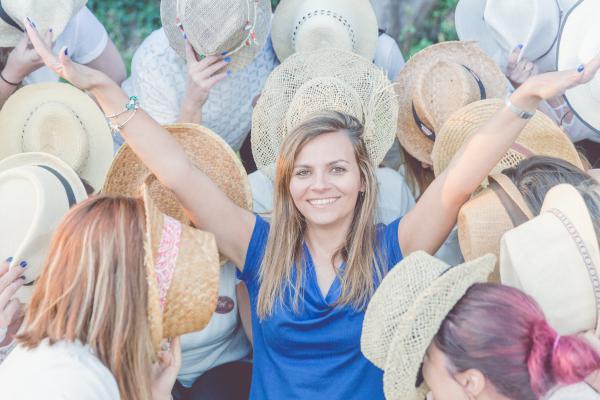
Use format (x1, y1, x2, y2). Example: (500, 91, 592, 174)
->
(307, 197, 340, 207)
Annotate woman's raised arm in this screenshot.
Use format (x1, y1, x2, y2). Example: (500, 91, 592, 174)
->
(25, 21, 255, 269)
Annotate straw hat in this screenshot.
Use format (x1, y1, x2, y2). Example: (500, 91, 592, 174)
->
(395, 41, 508, 164)
(456, 174, 534, 282)
(0, 152, 88, 302)
(0, 83, 113, 192)
(252, 48, 397, 179)
(102, 123, 252, 263)
(500, 184, 600, 336)
(0, 0, 85, 47)
(431, 98, 583, 178)
(141, 182, 219, 352)
(161, 0, 272, 72)
(455, 0, 579, 73)
(271, 0, 378, 62)
(361, 251, 495, 400)
(557, 0, 600, 134)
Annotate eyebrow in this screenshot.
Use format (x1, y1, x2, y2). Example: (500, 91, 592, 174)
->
(293, 159, 350, 168)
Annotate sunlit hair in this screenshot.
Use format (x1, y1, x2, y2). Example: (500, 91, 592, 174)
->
(257, 111, 384, 318)
(435, 283, 600, 399)
(18, 196, 154, 400)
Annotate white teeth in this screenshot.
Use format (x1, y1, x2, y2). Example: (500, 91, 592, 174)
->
(308, 197, 338, 206)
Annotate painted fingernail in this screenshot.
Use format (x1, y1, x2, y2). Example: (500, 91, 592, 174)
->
(517, 43, 523, 49)
(26, 17, 36, 27)
(224, 57, 232, 63)
(19, 261, 27, 268)
(5, 257, 13, 263)
(577, 64, 585, 73)
(20, 276, 26, 280)
(64, 47, 68, 56)
(226, 70, 232, 76)
(221, 51, 229, 56)
(182, 32, 187, 40)
(48, 27, 52, 33)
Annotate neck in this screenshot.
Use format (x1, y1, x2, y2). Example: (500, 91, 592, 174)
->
(304, 217, 353, 262)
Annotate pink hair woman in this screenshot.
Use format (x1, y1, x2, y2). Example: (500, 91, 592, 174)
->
(25, 18, 600, 400)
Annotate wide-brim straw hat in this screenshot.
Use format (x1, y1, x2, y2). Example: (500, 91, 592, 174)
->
(454, 0, 579, 73)
(432, 98, 583, 178)
(102, 123, 252, 263)
(361, 251, 495, 400)
(161, 0, 271, 72)
(0, 152, 88, 302)
(501, 184, 600, 336)
(0, 83, 113, 192)
(0, 0, 85, 47)
(456, 174, 534, 282)
(142, 182, 219, 352)
(557, 0, 600, 133)
(252, 47, 398, 179)
(395, 41, 508, 164)
(271, 0, 378, 63)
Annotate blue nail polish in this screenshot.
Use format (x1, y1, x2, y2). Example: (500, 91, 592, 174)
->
(224, 57, 232, 63)
(19, 261, 27, 268)
(49, 27, 52, 33)
(221, 51, 229, 56)
(5, 257, 13, 263)
(517, 43, 523, 49)
(226, 70, 232, 76)
(64, 47, 68, 56)
(182, 32, 187, 40)
(577, 64, 585, 73)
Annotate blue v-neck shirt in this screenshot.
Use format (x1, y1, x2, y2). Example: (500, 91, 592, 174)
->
(239, 215, 403, 400)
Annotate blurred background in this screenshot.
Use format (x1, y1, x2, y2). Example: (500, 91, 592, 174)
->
(87, 0, 459, 69)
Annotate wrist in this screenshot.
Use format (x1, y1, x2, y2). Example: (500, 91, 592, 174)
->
(509, 85, 540, 113)
(2, 63, 27, 84)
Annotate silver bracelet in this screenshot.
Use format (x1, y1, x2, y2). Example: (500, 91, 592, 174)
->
(505, 94, 535, 120)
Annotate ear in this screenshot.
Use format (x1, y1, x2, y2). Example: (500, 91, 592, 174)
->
(455, 369, 486, 398)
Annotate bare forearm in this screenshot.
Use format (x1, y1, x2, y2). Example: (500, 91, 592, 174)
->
(178, 98, 202, 124)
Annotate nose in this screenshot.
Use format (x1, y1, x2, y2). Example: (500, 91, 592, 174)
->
(310, 170, 331, 192)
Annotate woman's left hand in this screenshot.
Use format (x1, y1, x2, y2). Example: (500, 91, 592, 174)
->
(151, 337, 182, 400)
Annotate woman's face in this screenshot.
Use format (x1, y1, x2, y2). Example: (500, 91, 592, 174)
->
(289, 130, 363, 229)
(422, 342, 471, 400)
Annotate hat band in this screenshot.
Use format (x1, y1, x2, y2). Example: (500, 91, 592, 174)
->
(154, 215, 181, 312)
(547, 208, 600, 334)
(0, 4, 23, 32)
(411, 65, 487, 142)
(291, 9, 357, 51)
(489, 178, 529, 227)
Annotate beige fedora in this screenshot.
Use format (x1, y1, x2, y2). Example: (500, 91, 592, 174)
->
(252, 47, 397, 179)
(0, 83, 113, 192)
(161, 0, 271, 72)
(141, 182, 220, 352)
(457, 174, 534, 282)
(431, 98, 583, 178)
(0, 152, 88, 302)
(102, 123, 252, 263)
(361, 251, 495, 400)
(557, 0, 600, 134)
(500, 184, 600, 335)
(0, 0, 85, 47)
(395, 41, 508, 164)
(271, 0, 378, 63)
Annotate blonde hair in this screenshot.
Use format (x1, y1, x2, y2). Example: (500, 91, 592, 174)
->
(18, 196, 154, 400)
(257, 111, 385, 318)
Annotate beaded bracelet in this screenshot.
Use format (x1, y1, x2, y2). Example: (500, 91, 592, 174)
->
(106, 96, 140, 137)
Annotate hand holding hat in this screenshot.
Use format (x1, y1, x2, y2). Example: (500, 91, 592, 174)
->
(505, 46, 539, 88)
(2, 30, 52, 86)
(0, 259, 25, 344)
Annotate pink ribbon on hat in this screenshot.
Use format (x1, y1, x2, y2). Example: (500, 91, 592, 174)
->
(154, 215, 182, 312)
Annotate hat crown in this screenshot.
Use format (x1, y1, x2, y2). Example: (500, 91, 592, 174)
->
(292, 8, 356, 54)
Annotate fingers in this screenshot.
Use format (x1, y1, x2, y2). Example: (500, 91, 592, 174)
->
(205, 71, 228, 89)
(184, 39, 198, 63)
(0, 280, 24, 314)
(24, 17, 57, 66)
(0, 260, 25, 293)
(170, 336, 182, 369)
(43, 27, 53, 48)
(507, 45, 522, 72)
(191, 59, 228, 81)
(0, 261, 8, 277)
(15, 32, 29, 51)
(3, 299, 22, 326)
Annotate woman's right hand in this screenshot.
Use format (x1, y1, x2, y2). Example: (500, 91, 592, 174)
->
(2, 30, 52, 84)
(0, 259, 25, 345)
(151, 337, 182, 400)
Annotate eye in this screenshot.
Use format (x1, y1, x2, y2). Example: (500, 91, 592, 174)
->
(294, 169, 310, 177)
(331, 166, 347, 174)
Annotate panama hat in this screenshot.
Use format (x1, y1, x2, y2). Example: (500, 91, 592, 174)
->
(455, 0, 579, 73)
(252, 48, 397, 179)
(557, 0, 600, 134)
(0, 83, 113, 192)
(456, 174, 534, 282)
(395, 41, 508, 164)
(431, 98, 583, 178)
(161, 0, 271, 72)
(102, 123, 252, 263)
(0, 152, 87, 302)
(141, 182, 220, 352)
(271, 0, 378, 63)
(361, 251, 495, 400)
(500, 184, 600, 335)
(0, 0, 85, 47)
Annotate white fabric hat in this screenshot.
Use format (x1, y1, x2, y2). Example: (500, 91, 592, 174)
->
(0, 0, 86, 47)
(455, 0, 578, 73)
(271, 0, 378, 62)
(0, 83, 114, 192)
(0, 152, 87, 302)
(557, 0, 600, 134)
(500, 184, 600, 335)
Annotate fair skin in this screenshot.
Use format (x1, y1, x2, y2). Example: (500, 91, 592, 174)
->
(0, 30, 126, 108)
(0, 260, 25, 347)
(152, 337, 182, 400)
(24, 20, 600, 295)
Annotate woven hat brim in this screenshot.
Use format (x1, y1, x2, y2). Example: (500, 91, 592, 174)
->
(161, 0, 271, 72)
(395, 41, 508, 164)
(271, 0, 378, 62)
(382, 253, 495, 400)
(0, 83, 114, 192)
(143, 184, 219, 352)
(432, 98, 583, 178)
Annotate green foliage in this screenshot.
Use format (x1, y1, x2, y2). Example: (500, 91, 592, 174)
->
(403, 0, 459, 57)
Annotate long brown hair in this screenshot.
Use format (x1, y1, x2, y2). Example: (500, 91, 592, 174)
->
(18, 196, 154, 400)
(257, 111, 385, 318)
(401, 147, 434, 199)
